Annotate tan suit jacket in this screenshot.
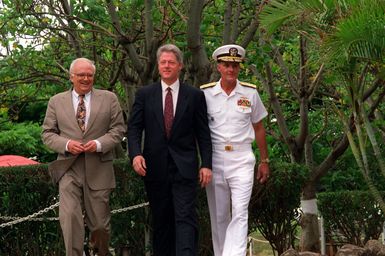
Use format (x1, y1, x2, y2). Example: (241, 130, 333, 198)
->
(42, 88, 126, 190)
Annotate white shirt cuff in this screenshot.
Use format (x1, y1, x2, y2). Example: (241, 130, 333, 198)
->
(94, 140, 102, 152)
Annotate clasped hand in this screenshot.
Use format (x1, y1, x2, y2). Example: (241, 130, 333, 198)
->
(68, 140, 97, 155)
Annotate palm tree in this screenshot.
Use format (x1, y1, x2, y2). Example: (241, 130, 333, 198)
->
(257, 0, 385, 252)
(326, 0, 385, 211)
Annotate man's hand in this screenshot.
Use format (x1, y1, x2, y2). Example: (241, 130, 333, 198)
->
(68, 140, 85, 155)
(199, 167, 212, 188)
(83, 140, 97, 152)
(133, 155, 147, 176)
(256, 163, 270, 184)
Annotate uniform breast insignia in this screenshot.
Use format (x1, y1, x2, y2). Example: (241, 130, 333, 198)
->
(200, 82, 216, 89)
(239, 81, 257, 89)
(237, 96, 251, 108)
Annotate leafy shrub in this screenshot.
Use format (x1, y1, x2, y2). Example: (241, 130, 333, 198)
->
(317, 191, 385, 246)
(0, 119, 56, 162)
(109, 159, 149, 255)
(249, 161, 309, 255)
(320, 145, 385, 192)
(0, 164, 61, 255)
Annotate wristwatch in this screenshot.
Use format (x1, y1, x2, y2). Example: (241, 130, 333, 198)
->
(260, 158, 270, 164)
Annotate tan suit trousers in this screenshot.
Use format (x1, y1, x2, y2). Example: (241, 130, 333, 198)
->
(59, 155, 112, 256)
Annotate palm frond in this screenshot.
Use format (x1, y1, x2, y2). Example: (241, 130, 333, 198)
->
(323, 0, 385, 63)
(259, 0, 310, 35)
(259, 0, 341, 35)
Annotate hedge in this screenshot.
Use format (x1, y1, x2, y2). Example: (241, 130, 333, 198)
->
(317, 190, 385, 246)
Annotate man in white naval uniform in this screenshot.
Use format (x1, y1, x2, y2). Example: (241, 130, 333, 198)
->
(201, 44, 270, 256)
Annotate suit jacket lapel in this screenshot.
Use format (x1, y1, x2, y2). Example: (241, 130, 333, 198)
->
(86, 88, 102, 134)
(62, 89, 78, 129)
(171, 83, 188, 135)
(152, 83, 166, 135)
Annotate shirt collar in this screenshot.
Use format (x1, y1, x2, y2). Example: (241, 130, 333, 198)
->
(212, 79, 243, 95)
(212, 81, 222, 95)
(233, 80, 245, 94)
(72, 89, 91, 100)
(161, 79, 180, 94)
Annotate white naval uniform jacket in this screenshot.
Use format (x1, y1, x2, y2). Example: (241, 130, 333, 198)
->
(200, 79, 267, 146)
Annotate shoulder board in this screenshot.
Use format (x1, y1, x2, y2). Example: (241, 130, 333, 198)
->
(200, 82, 216, 89)
(239, 81, 257, 89)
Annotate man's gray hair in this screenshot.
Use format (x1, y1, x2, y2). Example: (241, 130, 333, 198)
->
(156, 44, 183, 64)
(69, 58, 96, 74)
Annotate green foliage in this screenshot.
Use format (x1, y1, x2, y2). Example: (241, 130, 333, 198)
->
(259, 0, 304, 35)
(260, 0, 385, 69)
(323, 0, 385, 63)
(109, 159, 149, 255)
(317, 191, 385, 246)
(14, 99, 48, 123)
(260, 0, 360, 36)
(249, 161, 309, 255)
(0, 48, 70, 123)
(259, 0, 385, 187)
(0, 164, 62, 255)
(320, 144, 385, 192)
(0, 119, 55, 162)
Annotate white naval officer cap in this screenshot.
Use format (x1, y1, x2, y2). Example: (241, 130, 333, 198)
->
(212, 44, 245, 63)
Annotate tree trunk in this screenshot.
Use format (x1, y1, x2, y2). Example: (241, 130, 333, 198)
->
(186, 0, 212, 86)
(299, 183, 320, 252)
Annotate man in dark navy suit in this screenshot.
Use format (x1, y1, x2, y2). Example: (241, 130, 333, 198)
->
(127, 44, 212, 256)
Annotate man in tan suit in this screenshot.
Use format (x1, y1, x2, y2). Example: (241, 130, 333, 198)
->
(42, 58, 125, 256)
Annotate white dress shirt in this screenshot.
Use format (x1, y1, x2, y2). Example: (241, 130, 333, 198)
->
(65, 90, 101, 152)
(72, 90, 91, 127)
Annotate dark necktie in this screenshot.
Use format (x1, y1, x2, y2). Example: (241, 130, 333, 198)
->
(164, 87, 174, 138)
(76, 95, 86, 132)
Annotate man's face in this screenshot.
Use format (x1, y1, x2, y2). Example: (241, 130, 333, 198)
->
(217, 61, 240, 84)
(70, 60, 95, 95)
(158, 51, 183, 85)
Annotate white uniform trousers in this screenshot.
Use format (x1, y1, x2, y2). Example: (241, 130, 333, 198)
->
(206, 146, 255, 256)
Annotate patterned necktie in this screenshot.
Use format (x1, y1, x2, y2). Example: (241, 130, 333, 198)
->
(164, 87, 174, 138)
(76, 95, 86, 132)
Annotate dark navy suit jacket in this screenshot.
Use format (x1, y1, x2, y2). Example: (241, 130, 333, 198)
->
(127, 82, 212, 181)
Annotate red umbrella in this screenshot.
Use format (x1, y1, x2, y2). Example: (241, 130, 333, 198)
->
(0, 155, 40, 167)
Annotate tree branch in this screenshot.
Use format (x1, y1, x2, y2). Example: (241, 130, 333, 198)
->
(271, 44, 298, 96)
(240, 0, 263, 47)
(105, 0, 144, 77)
(251, 63, 296, 157)
(308, 63, 324, 101)
(230, 0, 241, 43)
(186, 0, 212, 86)
(58, 0, 82, 56)
(223, 0, 233, 44)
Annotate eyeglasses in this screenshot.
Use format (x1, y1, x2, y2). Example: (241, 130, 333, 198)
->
(73, 73, 94, 79)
